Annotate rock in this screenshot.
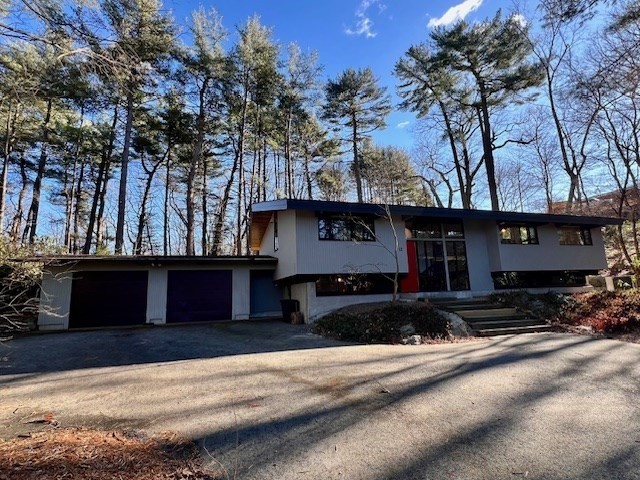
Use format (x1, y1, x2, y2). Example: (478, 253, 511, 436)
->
(399, 324, 416, 335)
(408, 334, 422, 345)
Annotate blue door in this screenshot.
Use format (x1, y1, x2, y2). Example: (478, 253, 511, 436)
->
(250, 270, 282, 317)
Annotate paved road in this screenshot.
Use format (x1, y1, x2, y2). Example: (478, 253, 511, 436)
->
(1, 323, 639, 479)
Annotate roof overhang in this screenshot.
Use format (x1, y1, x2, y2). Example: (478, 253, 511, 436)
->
(17, 255, 279, 268)
(250, 199, 623, 237)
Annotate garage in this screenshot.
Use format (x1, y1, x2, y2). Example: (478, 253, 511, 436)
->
(69, 270, 148, 329)
(166, 270, 233, 323)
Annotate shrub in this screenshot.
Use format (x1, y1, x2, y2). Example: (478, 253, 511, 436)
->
(490, 291, 568, 322)
(0, 239, 61, 337)
(493, 290, 640, 334)
(312, 301, 451, 343)
(563, 290, 640, 334)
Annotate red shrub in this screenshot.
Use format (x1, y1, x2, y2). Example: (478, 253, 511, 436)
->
(564, 291, 640, 333)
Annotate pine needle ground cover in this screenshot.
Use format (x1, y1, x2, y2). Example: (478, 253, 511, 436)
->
(0, 427, 218, 480)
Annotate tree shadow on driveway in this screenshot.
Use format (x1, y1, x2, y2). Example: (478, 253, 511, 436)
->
(0, 321, 353, 377)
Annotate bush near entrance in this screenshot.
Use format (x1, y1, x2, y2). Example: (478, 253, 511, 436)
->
(312, 301, 451, 344)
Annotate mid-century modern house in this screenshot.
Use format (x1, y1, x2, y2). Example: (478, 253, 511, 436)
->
(37, 199, 622, 330)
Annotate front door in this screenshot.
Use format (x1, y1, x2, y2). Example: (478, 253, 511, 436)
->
(409, 220, 470, 292)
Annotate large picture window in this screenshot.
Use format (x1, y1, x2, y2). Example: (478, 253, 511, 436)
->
(318, 215, 375, 241)
(558, 226, 593, 245)
(409, 220, 469, 292)
(499, 224, 539, 245)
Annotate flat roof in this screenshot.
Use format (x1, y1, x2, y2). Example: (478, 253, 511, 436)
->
(252, 199, 623, 226)
(17, 255, 278, 266)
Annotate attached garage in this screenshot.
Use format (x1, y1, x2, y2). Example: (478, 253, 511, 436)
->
(69, 271, 148, 329)
(166, 270, 232, 323)
(37, 256, 279, 331)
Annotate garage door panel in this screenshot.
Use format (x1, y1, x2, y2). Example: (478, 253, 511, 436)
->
(69, 271, 148, 328)
(166, 270, 232, 323)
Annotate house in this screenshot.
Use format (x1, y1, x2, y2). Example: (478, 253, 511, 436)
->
(37, 199, 622, 330)
(250, 199, 622, 321)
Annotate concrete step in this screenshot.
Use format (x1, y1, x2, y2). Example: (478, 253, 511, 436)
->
(442, 303, 504, 311)
(474, 324, 553, 336)
(466, 318, 545, 329)
(429, 297, 491, 306)
(457, 308, 521, 319)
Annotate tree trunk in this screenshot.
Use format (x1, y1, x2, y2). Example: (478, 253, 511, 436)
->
(134, 155, 162, 255)
(115, 91, 134, 254)
(10, 155, 28, 244)
(236, 86, 249, 255)
(351, 115, 363, 203)
(72, 157, 87, 253)
(304, 154, 313, 199)
(187, 82, 208, 256)
(23, 98, 53, 244)
(201, 158, 208, 256)
(163, 144, 171, 255)
(439, 101, 469, 209)
(84, 104, 118, 254)
(0, 101, 16, 232)
(211, 153, 239, 255)
(65, 105, 85, 252)
(285, 110, 292, 197)
(477, 92, 499, 210)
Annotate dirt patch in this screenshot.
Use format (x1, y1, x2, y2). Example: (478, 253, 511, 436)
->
(0, 427, 218, 480)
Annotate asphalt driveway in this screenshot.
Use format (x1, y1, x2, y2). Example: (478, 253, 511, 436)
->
(1, 323, 639, 479)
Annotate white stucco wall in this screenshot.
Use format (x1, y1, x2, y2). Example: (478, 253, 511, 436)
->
(463, 219, 495, 291)
(294, 211, 409, 276)
(496, 225, 607, 271)
(289, 281, 394, 322)
(260, 210, 297, 280)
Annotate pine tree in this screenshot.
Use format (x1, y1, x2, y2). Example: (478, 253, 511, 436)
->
(103, 0, 175, 254)
(398, 11, 543, 210)
(322, 67, 391, 203)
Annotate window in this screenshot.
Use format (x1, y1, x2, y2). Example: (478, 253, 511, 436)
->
(318, 215, 375, 241)
(558, 226, 592, 245)
(499, 224, 539, 245)
(315, 274, 394, 296)
(492, 270, 597, 289)
(409, 220, 469, 292)
(273, 212, 279, 251)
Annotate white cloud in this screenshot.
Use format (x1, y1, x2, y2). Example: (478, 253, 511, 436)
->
(397, 121, 410, 129)
(510, 13, 527, 28)
(427, 0, 483, 28)
(345, 0, 386, 38)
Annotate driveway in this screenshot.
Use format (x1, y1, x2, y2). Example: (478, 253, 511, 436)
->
(1, 323, 639, 479)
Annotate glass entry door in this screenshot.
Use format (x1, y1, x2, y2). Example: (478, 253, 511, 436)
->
(416, 241, 447, 292)
(410, 221, 470, 292)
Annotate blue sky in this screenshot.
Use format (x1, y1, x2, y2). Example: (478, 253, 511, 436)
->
(165, 0, 512, 148)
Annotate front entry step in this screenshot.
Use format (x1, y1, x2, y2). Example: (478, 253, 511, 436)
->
(432, 297, 551, 336)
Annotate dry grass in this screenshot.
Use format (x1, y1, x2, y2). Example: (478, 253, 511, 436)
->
(0, 427, 218, 480)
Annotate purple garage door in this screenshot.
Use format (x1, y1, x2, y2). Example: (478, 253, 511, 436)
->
(166, 270, 233, 323)
(69, 271, 148, 328)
